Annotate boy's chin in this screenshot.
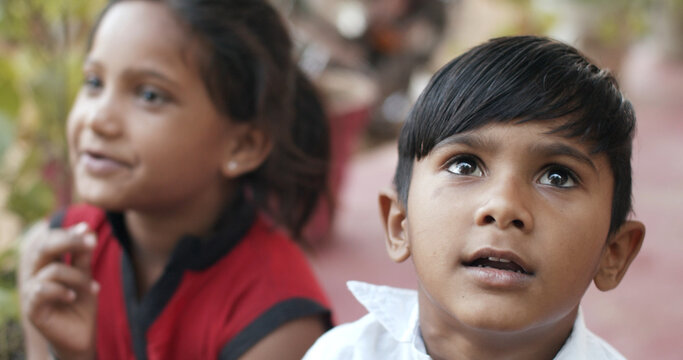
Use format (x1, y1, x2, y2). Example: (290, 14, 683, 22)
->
(459, 313, 538, 333)
(452, 304, 578, 337)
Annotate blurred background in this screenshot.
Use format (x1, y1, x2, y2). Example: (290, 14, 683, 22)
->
(1, 0, 681, 358)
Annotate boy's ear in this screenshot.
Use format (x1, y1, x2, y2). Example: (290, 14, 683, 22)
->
(378, 188, 410, 263)
(593, 220, 645, 291)
(220, 124, 273, 178)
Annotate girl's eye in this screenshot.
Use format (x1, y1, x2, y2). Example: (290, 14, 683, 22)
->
(84, 74, 103, 92)
(137, 86, 169, 105)
(447, 156, 483, 177)
(538, 167, 577, 188)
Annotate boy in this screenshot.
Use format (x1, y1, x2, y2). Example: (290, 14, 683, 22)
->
(304, 36, 645, 359)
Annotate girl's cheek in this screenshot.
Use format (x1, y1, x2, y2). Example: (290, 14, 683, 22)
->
(66, 114, 77, 144)
(66, 105, 84, 156)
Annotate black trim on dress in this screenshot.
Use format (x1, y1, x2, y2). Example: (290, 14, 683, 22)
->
(219, 298, 332, 360)
(48, 208, 66, 229)
(107, 192, 256, 359)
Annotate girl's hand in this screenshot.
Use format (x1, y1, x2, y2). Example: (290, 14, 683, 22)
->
(18, 221, 99, 360)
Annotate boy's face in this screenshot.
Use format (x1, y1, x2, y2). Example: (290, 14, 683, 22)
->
(67, 2, 242, 211)
(381, 121, 643, 339)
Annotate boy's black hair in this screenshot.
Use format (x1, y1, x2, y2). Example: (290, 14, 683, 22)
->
(394, 36, 636, 235)
(92, 0, 330, 241)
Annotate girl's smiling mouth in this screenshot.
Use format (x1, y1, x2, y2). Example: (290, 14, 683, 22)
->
(79, 150, 132, 176)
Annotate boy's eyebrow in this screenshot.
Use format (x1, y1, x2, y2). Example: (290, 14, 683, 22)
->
(530, 142, 597, 172)
(433, 132, 597, 172)
(434, 133, 498, 152)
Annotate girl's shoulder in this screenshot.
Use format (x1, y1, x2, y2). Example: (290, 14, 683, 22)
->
(231, 216, 311, 272)
(215, 216, 329, 302)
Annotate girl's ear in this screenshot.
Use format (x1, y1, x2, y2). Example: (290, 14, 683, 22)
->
(379, 188, 411, 263)
(593, 220, 645, 291)
(221, 124, 273, 178)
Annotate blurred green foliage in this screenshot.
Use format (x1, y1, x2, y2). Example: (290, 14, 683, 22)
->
(576, 0, 653, 40)
(1, 0, 104, 224)
(0, 244, 19, 323)
(496, 0, 683, 73)
(0, 0, 104, 357)
(570, 0, 683, 43)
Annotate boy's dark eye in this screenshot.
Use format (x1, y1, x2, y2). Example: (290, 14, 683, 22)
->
(447, 156, 483, 177)
(539, 167, 577, 188)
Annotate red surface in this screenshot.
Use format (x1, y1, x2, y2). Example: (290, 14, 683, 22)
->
(304, 106, 371, 241)
(308, 45, 683, 360)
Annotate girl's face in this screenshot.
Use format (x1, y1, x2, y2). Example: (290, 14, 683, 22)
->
(67, 1, 237, 213)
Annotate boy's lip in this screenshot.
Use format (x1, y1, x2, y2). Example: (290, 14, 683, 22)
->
(462, 247, 534, 275)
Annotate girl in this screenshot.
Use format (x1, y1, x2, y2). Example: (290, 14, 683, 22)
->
(18, 0, 332, 359)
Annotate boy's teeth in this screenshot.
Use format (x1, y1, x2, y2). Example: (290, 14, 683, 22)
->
(468, 257, 528, 274)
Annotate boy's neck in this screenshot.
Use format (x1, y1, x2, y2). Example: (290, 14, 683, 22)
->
(418, 293, 577, 360)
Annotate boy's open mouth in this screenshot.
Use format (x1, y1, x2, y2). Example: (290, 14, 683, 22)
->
(464, 257, 532, 275)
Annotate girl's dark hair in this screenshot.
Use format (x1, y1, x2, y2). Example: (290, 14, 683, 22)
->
(395, 36, 636, 235)
(94, 0, 330, 241)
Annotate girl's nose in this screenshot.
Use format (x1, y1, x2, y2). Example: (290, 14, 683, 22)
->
(473, 175, 534, 233)
(85, 96, 123, 138)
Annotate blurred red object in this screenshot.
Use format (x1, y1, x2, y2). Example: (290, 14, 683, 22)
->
(304, 69, 377, 244)
(304, 105, 371, 244)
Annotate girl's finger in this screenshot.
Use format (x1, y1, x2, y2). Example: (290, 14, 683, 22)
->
(22, 280, 77, 324)
(71, 240, 94, 273)
(34, 263, 99, 295)
(29, 280, 77, 307)
(29, 223, 96, 275)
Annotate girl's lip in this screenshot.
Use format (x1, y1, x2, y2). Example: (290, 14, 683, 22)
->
(81, 148, 132, 165)
(78, 151, 132, 175)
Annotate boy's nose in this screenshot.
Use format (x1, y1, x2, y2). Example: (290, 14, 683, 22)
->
(473, 176, 534, 233)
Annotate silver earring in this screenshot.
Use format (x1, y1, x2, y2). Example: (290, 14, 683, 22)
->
(226, 161, 238, 172)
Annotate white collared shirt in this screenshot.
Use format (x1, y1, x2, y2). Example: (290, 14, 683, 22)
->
(304, 281, 626, 360)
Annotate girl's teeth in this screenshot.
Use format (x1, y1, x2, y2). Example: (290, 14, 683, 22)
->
(487, 256, 511, 263)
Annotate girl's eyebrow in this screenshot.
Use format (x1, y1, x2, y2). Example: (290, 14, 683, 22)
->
(122, 67, 181, 87)
(83, 58, 180, 87)
(530, 142, 597, 172)
(83, 57, 101, 69)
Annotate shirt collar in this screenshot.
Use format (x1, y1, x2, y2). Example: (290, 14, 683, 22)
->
(554, 309, 612, 359)
(347, 281, 605, 359)
(347, 281, 424, 349)
(107, 191, 256, 271)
